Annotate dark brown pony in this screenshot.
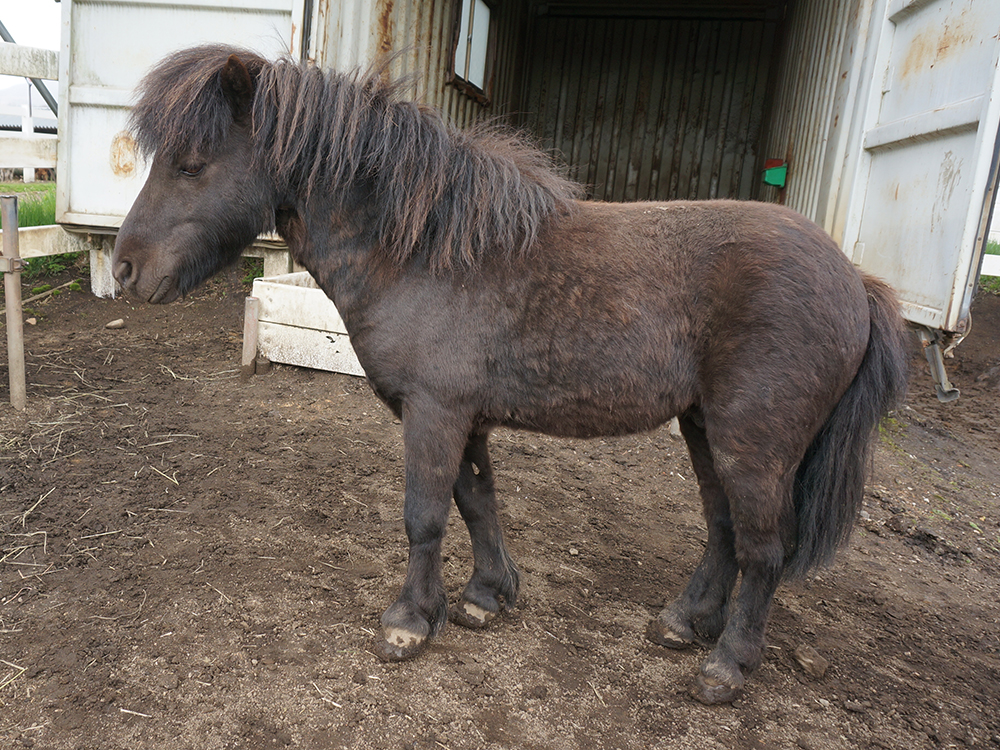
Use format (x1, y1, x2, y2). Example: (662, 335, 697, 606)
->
(113, 45, 909, 704)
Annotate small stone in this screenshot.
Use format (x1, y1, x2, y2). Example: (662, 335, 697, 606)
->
(352, 670, 368, 685)
(793, 644, 830, 679)
(105, 318, 125, 329)
(25, 317, 37, 326)
(159, 673, 179, 690)
(569, 547, 579, 556)
(527, 684, 548, 700)
(843, 700, 865, 713)
(456, 663, 485, 686)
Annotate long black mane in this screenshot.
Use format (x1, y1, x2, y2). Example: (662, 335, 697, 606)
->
(129, 44, 582, 271)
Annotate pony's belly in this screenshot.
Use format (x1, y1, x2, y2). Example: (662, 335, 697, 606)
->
(498, 397, 679, 439)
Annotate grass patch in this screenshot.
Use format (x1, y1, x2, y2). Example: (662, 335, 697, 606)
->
(22, 253, 84, 281)
(242, 257, 264, 286)
(0, 183, 84, 281)
(0, 182, 56, 228)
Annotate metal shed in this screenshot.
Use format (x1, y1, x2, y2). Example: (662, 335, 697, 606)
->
(55, 0, 1000, 397)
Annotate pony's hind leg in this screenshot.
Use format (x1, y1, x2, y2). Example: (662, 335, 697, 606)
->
(648, 409, 740, 649)
(376, 400, 468, 661)
(693, 467, 791, 705)
(450, 431, 521, 629)
(687, 422, 797, 704)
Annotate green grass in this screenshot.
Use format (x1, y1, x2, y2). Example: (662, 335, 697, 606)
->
(987, 239, 999, 255)
(0, 182, 56, 228)
(241, 257, 264, 285)
(0, 183, 83, 281)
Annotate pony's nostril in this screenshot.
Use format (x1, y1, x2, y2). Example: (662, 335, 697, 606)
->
(114, 259, 135, 286)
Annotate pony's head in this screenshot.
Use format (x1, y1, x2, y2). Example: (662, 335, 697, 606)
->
(113, 46, 273, 303)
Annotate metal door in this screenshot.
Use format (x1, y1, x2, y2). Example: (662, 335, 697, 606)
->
(55, 0, 304, 229)
(844, 0, 1000, 344)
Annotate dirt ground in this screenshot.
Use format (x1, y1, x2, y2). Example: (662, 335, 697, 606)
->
(1, 263, 999, 750)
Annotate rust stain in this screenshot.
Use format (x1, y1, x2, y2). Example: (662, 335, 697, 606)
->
(110, 131, 137, 178)
(900, 18, 976, 81)
(378, 0, 394, 54)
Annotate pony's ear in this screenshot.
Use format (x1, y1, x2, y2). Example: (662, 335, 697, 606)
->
(220, 54, 254, 120)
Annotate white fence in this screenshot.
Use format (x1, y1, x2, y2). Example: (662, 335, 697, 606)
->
(984, 254, 1000, 277)
(0, 44, 58, 177)
(0, 104, 56, 181)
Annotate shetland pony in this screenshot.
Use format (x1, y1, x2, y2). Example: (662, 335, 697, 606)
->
(113, 45, 908, 704)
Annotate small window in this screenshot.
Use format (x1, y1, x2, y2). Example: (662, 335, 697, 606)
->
(449, 0, 496, 104)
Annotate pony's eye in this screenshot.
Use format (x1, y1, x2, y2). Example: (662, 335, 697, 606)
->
(179, 164, 205, 178)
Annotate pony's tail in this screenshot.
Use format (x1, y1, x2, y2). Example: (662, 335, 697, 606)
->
(785, 276, 910, 578)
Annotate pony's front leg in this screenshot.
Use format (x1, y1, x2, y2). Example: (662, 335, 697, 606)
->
(376, 403, 467, 661)
(450, 431, 520, 629)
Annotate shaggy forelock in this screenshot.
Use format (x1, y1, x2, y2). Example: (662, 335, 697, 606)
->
(129, 44, 268, 159)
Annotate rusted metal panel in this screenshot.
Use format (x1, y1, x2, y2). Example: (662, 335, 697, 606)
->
(323, 0, 525, 129)
(519, 12, 777, 202)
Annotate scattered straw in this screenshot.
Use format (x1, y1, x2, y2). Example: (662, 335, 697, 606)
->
(206, 584, 232, 603)
(20, 488, 55, 527)
(311, 681, 343, 708)
(149, 465, 179, 485)
(0, 660, 26, 691)
(119, 708, 152, 719)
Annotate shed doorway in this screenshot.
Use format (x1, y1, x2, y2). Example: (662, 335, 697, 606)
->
(515, 2, 783, 202)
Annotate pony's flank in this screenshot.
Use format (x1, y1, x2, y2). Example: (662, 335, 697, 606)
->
(129, 44, 583, 272)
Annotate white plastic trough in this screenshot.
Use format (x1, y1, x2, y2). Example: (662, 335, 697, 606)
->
(250, 272, 364, 377)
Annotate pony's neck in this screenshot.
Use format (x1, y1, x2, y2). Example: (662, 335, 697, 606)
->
(274, 185, 397, 326)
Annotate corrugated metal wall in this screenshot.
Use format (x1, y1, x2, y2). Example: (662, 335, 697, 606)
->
(518, 12, 778, 202)
(312, 1, 870, 221)
(758, 0, 864, 233)
(314, 0, 526, 130)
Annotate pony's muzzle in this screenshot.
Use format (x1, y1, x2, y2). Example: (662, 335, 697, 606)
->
(112, 257, 176, 303)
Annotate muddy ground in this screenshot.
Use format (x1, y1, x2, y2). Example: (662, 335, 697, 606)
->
(1, 263, 999, 750)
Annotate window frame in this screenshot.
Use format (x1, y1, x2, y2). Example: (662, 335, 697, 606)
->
(447, 0, 498, 106)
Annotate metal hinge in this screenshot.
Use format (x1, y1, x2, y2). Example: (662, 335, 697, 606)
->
(1, 257, 25, 273)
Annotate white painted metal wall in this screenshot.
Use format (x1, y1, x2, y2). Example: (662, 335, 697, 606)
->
(52, 0, 1000, 339)
(843, 0, 1000, 334)
(56, 0, 302, 230)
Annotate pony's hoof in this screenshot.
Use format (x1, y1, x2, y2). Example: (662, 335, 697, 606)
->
(450, 599, 497, 629)
(374, 627, 428, 662)
(692, 659, 744, 705)
(693, 673, 741, 704)
(646, 615, 695, 649)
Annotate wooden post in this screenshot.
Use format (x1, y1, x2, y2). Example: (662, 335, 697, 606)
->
(1, 195, 26, 410)
(241, 296, 259, 379)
